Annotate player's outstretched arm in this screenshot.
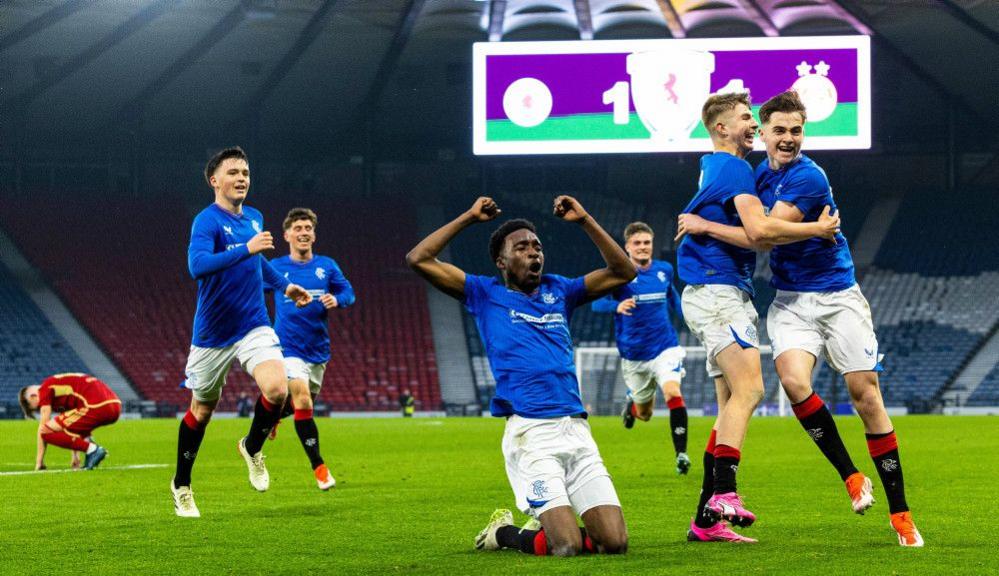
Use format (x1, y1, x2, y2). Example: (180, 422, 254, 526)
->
(734, 194, 840, 245)
(406, 197, 500, 300)
(553, 195, 636, 298)
(676, 212, 760, 250)
(591, 295, 620, 313)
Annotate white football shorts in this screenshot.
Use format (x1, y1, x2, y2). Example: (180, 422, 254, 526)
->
(284, 357, 328, 395)
(767, 284, 883, 375)
(621, 345, 686, 404)
(681, 284, 759, 378)
(183, 326, 284, 402)
(502, 414, 621, 518)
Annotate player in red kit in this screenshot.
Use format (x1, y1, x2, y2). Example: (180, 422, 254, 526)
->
(18, 373, 121, 471)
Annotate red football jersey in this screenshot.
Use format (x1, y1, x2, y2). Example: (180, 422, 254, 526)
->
(37, 374, 118, 413)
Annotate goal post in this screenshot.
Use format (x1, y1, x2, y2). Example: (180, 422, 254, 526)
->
(575, 345, 790, 417)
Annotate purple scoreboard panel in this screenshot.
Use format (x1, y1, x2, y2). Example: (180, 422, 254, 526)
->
(473, 36, 870, 155)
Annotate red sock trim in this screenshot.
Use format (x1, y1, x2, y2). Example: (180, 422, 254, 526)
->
(533, 530, 548, 556)
(705, 429, 717, 454)
(630, 403, 639, 417)
(582, 535, 596, 553)
(714, 444, 741, 461)
(182, 410, 204, 430)
(792, 392, 825, 419)
(260, 395, 278, 412)
(294, 408, 313, 421)
(667, 396, 686, 410)
(867, 431, 898, 457)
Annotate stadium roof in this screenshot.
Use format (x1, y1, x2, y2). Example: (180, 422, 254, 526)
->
(2, 1, 997, 153)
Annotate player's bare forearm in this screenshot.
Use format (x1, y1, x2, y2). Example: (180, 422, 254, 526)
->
(405, 211, 475, 298)
(705, 221, 761, 250)
(580, 216, 636, 296)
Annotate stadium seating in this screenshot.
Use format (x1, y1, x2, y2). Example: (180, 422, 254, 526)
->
(0, 261, 89, 405)
(967, 365, 999, 406)
(0, 188, 440, 412)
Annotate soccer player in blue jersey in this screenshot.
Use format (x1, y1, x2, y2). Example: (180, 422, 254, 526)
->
(407, 195, 634, 557)
(674, 92, 840, 543)
(591, 222, 691, 474)
(266, 207, 355, 491)
(678, 90, 922, 547)
(171, 147, 312, 518)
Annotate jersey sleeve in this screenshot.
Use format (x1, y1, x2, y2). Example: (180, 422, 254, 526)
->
(261, 257, 291, 294)
(462, 274, 488, 315)
(590, 293, 620, 313)
(779, 168, 830, 219)
(37, 382, 54, 408)
(719, 158, 758, 204)
(326, 258, 356, 308)
(561, 275, 588, 312)
(187, 213, 252, 279)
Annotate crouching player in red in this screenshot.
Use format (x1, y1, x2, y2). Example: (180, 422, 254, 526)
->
(19, 373, 121, 471)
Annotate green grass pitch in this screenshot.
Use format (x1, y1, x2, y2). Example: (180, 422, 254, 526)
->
(1, 415, 994, 575)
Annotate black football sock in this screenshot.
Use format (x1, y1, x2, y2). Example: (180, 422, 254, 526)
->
(244, 395, 282, 455)
(694, 430, 717, 528)
(294, 408, 325, 469)
(867, 431, 909, 514)
(174, 410, 207, 488)
(712, 444, 741, 494)
(792, 392, 859, 480)
(279, 396, 295, 420)
(667, 396, 688, 454)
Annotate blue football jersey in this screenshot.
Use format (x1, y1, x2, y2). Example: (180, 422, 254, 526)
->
(269, 255, 355, 364)
(592, 260, 682, 361)
(678, 153, 758, 296)
(464, 274, 588, 419)
(755, 154, 855, 292)
(188, 204, 289, 348)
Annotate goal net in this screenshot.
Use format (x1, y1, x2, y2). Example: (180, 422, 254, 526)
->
(575, 345, 791, 417)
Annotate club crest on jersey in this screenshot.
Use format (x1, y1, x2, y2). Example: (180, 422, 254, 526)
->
(315, 267, 326, 280)
(657, 271, 666, 282)
(531, 480, 549, 499)
(251, 220, 262, 233)
(223, 225, 233, 236)
(542, 292, 556, 305)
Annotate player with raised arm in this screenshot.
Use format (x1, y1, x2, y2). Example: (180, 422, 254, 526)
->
(19, 373, 120, 471)
(171, 146, 312, 518)
(591, 222, 691, 475)
(266, 207, 355, 490)
(677, 90, 922, 547)
(407, 195, 634, 557)
(676, 92, 839, 543)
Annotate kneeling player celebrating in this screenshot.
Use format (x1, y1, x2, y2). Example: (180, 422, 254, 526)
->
(407, 196, 634, 556)
(19, 373, 121, 471)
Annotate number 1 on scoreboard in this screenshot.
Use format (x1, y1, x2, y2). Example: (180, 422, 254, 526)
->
(602, 81, 630, 125)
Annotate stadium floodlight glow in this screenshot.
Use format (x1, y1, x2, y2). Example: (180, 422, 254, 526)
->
(472, 36, 871, 155)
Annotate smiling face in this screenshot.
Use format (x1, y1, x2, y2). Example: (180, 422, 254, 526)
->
(210, 158, 250, 208)
(284, 218, 316, 257)
(497, 228, 544, 293)
(625, 232, 653, 267)
(761, 110, 805, 169)
(717, 103, 759, 158)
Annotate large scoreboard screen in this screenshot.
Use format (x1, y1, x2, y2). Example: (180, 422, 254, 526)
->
(473, 36, 870, 155)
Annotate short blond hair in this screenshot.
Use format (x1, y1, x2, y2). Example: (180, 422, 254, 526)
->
(701, 92, 752, 135)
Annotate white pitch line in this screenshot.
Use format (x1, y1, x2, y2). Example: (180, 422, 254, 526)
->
(0, 463, 168, 477)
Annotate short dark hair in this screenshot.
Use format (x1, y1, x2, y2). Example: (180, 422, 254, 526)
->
(624, 221, 654, 241)
(701, 92, 752, 134)
(759, 90, 807, 125)
(489, 219, 536, 262)
(283, 207, 318, 230)
(204, 146, 248, 185)
(18, 386, 35, 419)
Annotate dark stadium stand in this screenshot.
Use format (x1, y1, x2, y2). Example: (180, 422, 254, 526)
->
(0, 261, 89, 408)
(967, 365, 999, 406)
(0, 189, 440, 412)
